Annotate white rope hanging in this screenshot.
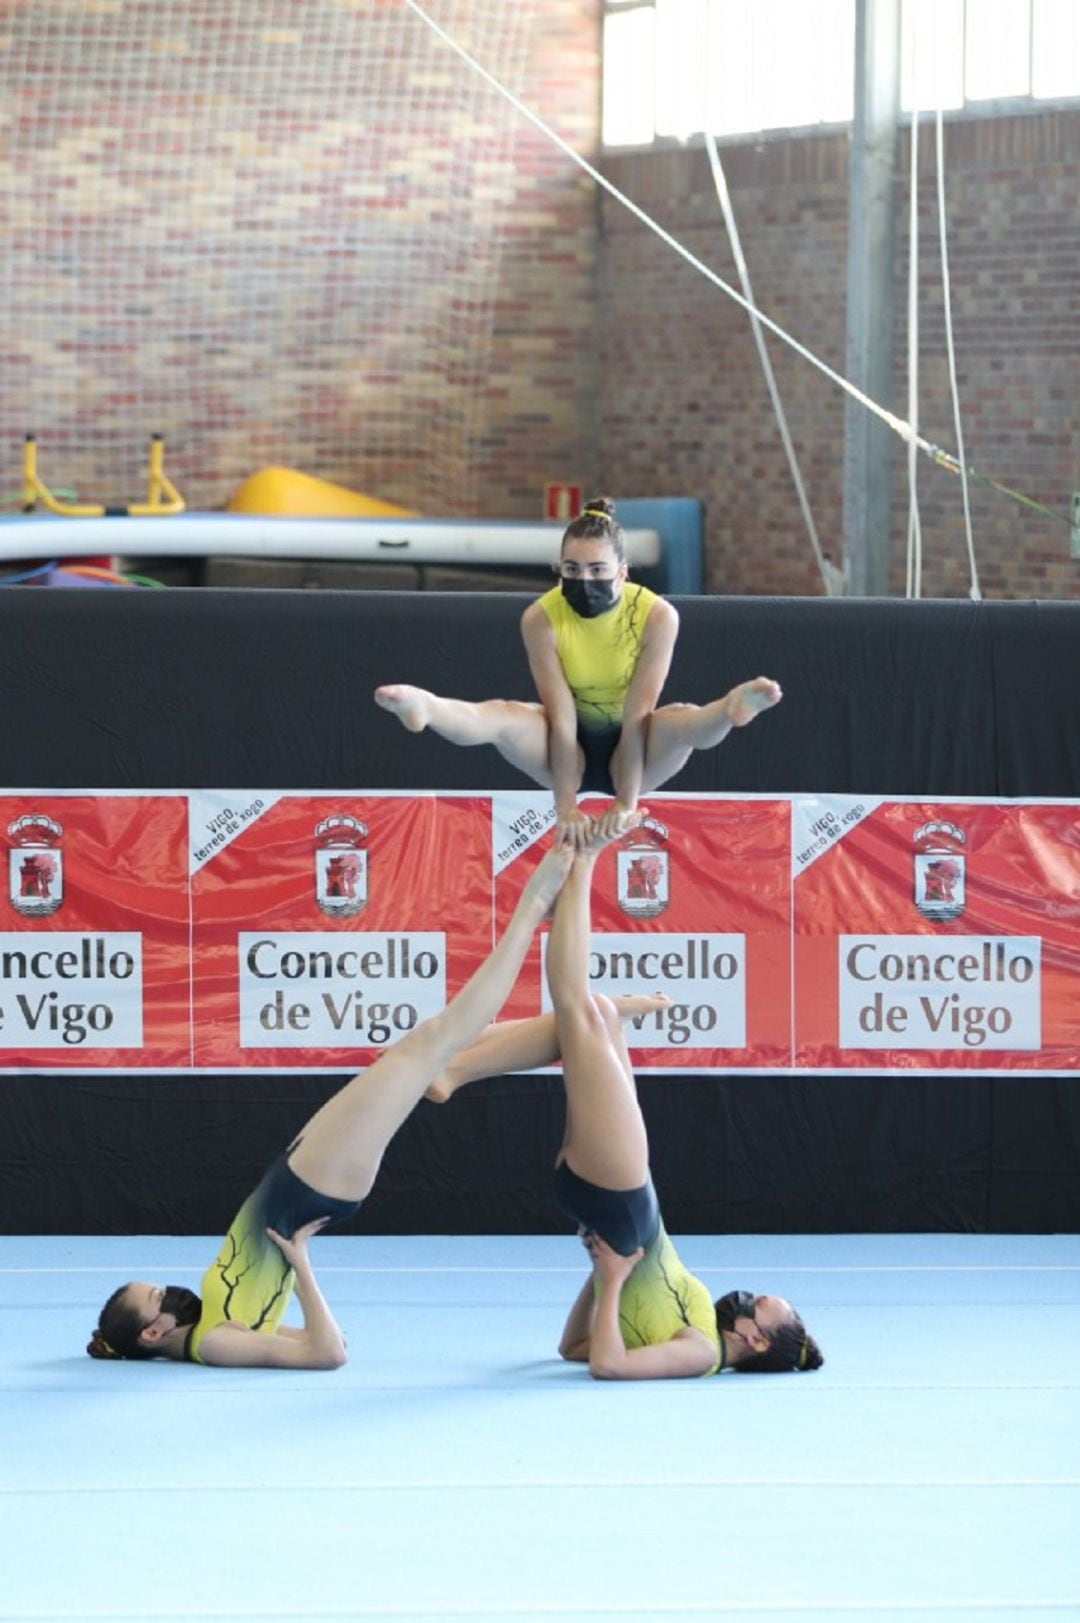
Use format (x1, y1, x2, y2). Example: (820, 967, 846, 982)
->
(704, 131, 843, 597)
(403, 0, 1063, 570)
(402, 0, 925, 455)
(905, 99, 923, 600)
(935, 108, 981, 601)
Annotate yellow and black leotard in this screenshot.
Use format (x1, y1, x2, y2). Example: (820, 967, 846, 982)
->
(537, 582, 660, 792)
(184, 1151, 360, 1365)
(616, 1224, 722, 1375)
(553, 1160, 721, 1376)
(538, 581, 660, 727)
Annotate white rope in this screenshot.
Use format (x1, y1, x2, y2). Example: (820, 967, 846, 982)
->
(905, 104, 923, 599)
(936, 108, 981, 600)
(703, 131, 842, 597)
(401, 0, 933, 461)
(401, 0, 1041, 566)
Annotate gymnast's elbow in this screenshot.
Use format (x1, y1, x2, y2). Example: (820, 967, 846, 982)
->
(309, 1341, 348, 1371)
(587, 1358, 622, 1381)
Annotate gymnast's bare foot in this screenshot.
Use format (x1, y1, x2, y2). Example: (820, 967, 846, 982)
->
(583, 808, 646, 849)
(374, 684, 431, 733)
(617, 992, 672, 1017)
(725, 677, 782, 727)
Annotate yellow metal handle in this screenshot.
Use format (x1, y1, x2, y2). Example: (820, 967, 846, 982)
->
(126, 434, 186, 516)
(21, 434, 185, 517)
(22, 435, 105, 516)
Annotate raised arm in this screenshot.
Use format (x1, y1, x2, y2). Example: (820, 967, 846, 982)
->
(521, 601, 589, 850)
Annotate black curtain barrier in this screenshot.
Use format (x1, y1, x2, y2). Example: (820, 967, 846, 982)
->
(1, 589, 1078, 1234)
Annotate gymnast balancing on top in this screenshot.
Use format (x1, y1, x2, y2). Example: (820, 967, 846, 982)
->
(86, 845, 575, 1369)
(375, 496, 782, 850)
(429, 826, 823, 1380)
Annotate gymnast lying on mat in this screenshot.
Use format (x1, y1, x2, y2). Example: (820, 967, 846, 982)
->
(87, 845, 577, 1369)
(430, 828, 823, 1380)
(375, 495, 781, 851)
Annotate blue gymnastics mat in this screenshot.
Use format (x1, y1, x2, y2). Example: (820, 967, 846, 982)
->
(2, 1232, 1079, 1622)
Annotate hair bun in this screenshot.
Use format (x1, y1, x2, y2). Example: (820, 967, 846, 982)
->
(86, 1330, 120, 1360)
(798, 1334, 824, 1371)
(581, 495, 616, 520)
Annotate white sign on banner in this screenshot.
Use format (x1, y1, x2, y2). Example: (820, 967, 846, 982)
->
(237, 930, 447, 1048)
(0, 932, 144, 1047)
(540, 930, 747, 1049)
(837, 934, 1042, 1050)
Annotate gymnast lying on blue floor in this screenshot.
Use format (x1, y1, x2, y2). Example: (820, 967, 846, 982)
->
(429, 832, 824, 1380)
(87, 844, 575, 1369)
(89, 818, 822, 1379)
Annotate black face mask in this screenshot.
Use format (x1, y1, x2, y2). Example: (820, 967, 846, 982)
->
(160, 1285, 202, 1327)
(560, 577, 618, 619)
(714, 1289, 757, 1333)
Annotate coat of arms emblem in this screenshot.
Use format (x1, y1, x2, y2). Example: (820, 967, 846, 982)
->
(913, 819, 966, 921)
(616, 816, 670, 918)
(314, 814, 368, 917)
(7, 813, 64, 918)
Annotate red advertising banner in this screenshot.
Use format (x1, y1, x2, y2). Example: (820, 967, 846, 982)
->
(5, 791, 1078, 1075)
(492, 792, 792, 1070)
(190, 793, 492, 1070)
(793, 797, 1080, 1072)
(0, 794, 190, 1069)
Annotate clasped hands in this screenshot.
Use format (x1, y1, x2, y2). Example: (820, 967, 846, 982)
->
(555, 803, 643, 852)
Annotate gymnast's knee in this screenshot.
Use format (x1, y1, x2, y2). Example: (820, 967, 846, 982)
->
(592, 994, 623, 1042)
(557, 995, 610, 1045)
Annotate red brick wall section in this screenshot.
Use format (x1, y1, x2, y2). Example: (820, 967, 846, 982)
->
(476, 1, 602, 512)
(599, 110, 1080, 599)
(1, 0, 1075, 599)
(0, 0, 600, 518)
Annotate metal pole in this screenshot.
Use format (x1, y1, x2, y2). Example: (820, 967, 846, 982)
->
(842, 0, 901, 596)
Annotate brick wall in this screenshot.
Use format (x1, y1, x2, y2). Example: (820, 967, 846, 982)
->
(475, 1, 601, 512)
(599, 111, 1080, 598)
(2, 2, 1076, 599)
(0, 0, 600, 517)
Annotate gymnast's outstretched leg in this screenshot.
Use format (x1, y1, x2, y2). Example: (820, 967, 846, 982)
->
(424, 993, 672, 1102)
(286, 844, 573, 1201)
(635, 676, 782, 792)
(546, 838, 650, 1195)
(374, 685, 565, 788)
